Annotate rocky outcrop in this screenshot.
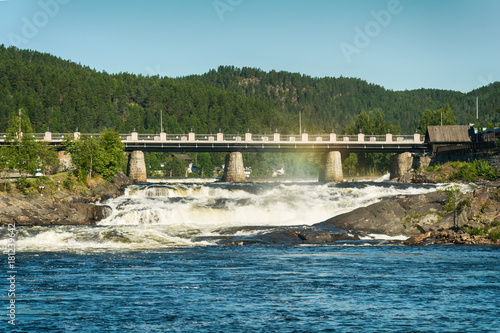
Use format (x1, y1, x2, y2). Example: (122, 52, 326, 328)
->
(0, 195, 112, 226)
(220, 228, 360, 246)
(221, 184, 500, 246)
(316, 191, 452, 237)
(0, 172, 131, 226)
(399, 171, 441, 184)
(404, 230, 500, 246)
(58, 151, 73, 173)
(317, 185, 500, 245)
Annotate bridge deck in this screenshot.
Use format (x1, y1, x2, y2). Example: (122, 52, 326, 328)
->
(0, 132, 429, 153)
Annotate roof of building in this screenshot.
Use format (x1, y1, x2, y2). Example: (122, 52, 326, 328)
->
(425, 126, 474, 143)
(171, 154, 193, 161)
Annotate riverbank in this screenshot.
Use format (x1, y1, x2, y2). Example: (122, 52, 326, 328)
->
(0, 172, 132, 226)
(319, 183, 500, 245)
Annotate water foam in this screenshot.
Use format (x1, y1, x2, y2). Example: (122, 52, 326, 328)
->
(5, 181, 456, 251)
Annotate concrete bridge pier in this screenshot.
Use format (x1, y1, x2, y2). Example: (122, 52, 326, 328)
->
(319, 151, 343, 182)
(390, 152, 413, 180)
(127, 150, 147, 183)
(222, 152, 246, 182)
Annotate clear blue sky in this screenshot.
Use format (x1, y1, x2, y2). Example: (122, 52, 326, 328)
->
(0, 0, 498, 92)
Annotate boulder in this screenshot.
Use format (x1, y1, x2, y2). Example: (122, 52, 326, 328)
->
(298, 230, 335, 243)
(403, 232, 432, 245)
(316, 192, 449, 237)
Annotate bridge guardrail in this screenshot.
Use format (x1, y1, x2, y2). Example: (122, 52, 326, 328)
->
(223, 134, 243, 141)
(250, 134, 272, 142)
(395, 135, 416, 142)
(166, 134, 182, 141)
(195, 134, 213, 141)
(79, 133, 100, 139)
(339, 135, 358, 142)
(369, 135, 387, 142)
(52, 133, 73, 141)
(0, 132, 426, 144)
(280, 135, 300, 142)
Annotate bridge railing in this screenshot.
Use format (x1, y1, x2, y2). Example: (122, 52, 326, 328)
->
(52, 133, 73, 141)
(339, 135, 359, 142)
(79, 133, 100, 139)
(395, 135, 417, 142)
(195, 134, 213, 141)
(166, 134, 183, 141)
(368, 135, 388, 142)
(310, 134, 330, 142)
(221, 134, 242, 141)
(0, 132, 425, 144)
(248, 134, 270, 142)
(280, 135, 300, 142)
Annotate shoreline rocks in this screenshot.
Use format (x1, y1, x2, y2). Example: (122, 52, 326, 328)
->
(0, 172, 131, 226)
(220, 184, 500, 247)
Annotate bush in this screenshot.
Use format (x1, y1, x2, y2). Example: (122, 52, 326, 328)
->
(463, 227, 487, 236)
(425, 164, 442, 173)
(440, 186, 462, 212)
(0, 181, 12, 193)
(488, 229, 500, 241)
(15, 176, 31, 194)
(450, 162, 478, 182)
(63, 172, 76, 190)
(474, 160, 498, 181)
(449, 160, 498, 182)
(490, 221, 500, 228)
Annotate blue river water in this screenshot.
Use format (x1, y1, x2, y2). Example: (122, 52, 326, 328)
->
(2, 181, 500, 332)
(9, 245, 500, 332)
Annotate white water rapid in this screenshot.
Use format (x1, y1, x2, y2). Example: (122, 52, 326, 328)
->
(4, 179, 468, 252)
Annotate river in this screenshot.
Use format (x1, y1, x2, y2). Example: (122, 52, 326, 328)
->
(2, 179, 499, 332)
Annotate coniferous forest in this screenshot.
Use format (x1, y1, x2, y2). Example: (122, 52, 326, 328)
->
(1, 45, 499, 176)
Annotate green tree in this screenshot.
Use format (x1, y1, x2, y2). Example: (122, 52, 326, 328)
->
(341, 110, 397, 175)
(0, 146, 11, 191)
(37, 142, 60, 175)
(6, 110, 39, 175)
(95, 129, 125, 181)
(65, 135, 99, 181)
(418, 103, 456, 134)
(343, 153, 358, 176)
(196, 152, 215, 177)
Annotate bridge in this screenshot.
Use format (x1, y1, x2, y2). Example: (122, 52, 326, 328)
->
(3, 130, 429, 182)
(9, 131, 427, 153)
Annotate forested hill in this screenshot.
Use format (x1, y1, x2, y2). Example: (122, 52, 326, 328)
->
(184, 66, 500, 133)
(0, 45, 498, 134)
